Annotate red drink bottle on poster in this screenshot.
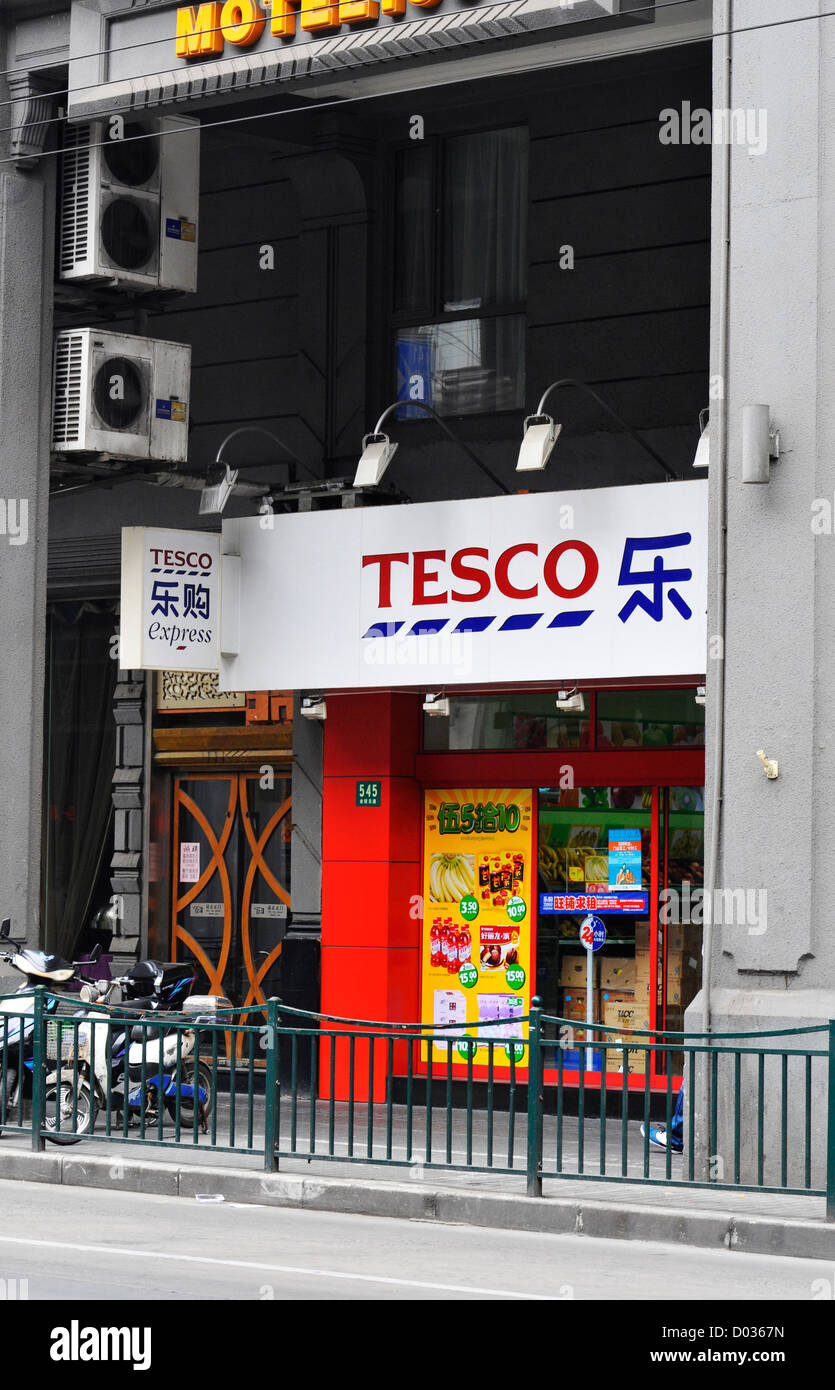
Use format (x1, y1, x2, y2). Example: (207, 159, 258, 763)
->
(460, 928, 471, 963)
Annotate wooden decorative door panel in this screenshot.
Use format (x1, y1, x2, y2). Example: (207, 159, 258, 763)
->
(172, 773, 292, 1011)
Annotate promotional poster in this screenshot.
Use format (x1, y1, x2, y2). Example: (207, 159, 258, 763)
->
(421, 788, 533, 1068)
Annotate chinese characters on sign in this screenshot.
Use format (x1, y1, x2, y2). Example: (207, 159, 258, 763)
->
(539, 893, 649, 915)
(617, 535, 693, 623)
(179, 841, 200, 884)
(150, 581, 211, 622)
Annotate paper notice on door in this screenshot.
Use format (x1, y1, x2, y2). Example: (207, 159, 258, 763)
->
(179, 841, 201, 883)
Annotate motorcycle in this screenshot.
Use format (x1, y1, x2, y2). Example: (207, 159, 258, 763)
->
(54, 959, 226, 1137)
(0, 917, 101, 1145)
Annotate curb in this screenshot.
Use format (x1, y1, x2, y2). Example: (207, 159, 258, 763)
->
(1, 1147, 833, 1259)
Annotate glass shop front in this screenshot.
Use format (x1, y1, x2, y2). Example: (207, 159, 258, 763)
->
(419, 686, 705, 1088)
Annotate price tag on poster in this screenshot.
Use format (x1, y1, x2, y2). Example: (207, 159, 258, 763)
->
(421, 788, 533, 1068)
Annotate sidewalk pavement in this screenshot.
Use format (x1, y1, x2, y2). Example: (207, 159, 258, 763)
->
(1, 1123, 832, 1263)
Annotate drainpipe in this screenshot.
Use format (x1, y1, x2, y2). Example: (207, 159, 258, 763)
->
(700, 0, 733, 1177)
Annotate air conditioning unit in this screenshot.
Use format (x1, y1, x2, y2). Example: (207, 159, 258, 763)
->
(52, 328, 191, 463)
(59, 116, 199, 292)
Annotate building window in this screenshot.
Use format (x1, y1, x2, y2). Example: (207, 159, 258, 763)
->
(422, 689, 705, 752)
(392, 126, 528, 418)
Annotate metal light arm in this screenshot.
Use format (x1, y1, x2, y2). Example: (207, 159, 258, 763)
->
(214, 426, 316, 480)
(370, 400, 510, 496)
(534, 378, 677, 481)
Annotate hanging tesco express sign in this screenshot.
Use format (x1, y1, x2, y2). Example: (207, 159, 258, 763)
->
(120, 527, 220, 672)
(218, 481, 708, 691)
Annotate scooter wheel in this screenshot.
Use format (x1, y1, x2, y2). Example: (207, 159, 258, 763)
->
(165, 1062, 213, 1125)
(43, 1080, 96, 1145)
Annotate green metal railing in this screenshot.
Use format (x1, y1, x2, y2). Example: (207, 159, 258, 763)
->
(0, 987, 832, 1219)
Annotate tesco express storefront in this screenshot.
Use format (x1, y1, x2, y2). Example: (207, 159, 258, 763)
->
(125, 477, 708, 1096)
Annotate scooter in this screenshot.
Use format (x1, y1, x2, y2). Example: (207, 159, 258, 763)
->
(0, 918, 100, 1144)
(54, 960, 224, 1137)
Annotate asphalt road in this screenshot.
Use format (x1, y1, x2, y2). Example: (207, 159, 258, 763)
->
(0, 1179, 829, 1302)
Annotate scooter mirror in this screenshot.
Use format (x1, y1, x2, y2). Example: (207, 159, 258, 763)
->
(0, 918, 10, 939)
(74, 943, 102, 970)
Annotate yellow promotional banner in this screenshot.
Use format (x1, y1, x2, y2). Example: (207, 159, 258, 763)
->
(421, 788, 533, 1067)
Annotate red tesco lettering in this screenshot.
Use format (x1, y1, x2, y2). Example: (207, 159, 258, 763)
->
(149, 548, 213, 569)
(362, 543, 598, 607)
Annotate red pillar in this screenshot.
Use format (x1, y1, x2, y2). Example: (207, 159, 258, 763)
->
(320, 692, 422, 1099)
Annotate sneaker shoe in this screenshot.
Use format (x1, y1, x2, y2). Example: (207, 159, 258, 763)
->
(640, 1123, 683, 1153)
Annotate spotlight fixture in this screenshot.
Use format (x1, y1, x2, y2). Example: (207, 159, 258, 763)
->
(354, 400, 508, 493)
(555, 689, 585, 714)
(693, 409, 710, 470)
(517, 379, 676, 479)
(197, 426, 317, 515)
(422, 693, 450, 718)
(199, 463, 238, 516)
(300, 697, 327, 721)
(695, 685, 706, 706)
(516, 415, 563, 473)
(354, 433, 398, 488)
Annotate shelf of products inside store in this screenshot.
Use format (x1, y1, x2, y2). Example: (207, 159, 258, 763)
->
(555, 924, 703, 1075)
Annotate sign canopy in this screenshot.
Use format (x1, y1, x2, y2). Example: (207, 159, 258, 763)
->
(219, 480, 708, 692)
(67, 0, 638, 119)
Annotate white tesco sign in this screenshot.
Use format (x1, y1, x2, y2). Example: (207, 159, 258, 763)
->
(219, 481, 708, 691)
(120, 527, 220, 672)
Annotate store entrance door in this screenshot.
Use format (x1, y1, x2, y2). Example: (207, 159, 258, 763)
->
(171, 772, 292, 1009)
(537, 782, 704, 1087)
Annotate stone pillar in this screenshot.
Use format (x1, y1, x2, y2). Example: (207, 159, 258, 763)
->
(283, 694, 323, 1017)
(0, 54, 55, 944)
(688, 1, 835, 1187)
(110, 672, 146, 971)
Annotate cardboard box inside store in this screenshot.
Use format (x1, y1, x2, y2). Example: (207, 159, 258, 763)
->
(602, 1001, 650, 1072)
(558, 955, 596, 988)
(562, 986, 599, 1018)
(665, 924, 703, 954)
(561, 986, 595, 1013)
(599, 988, 635, 1013)
(666, 949, 702, 982)
(561, 987, 600, 1043)
(598, 955, 635, 991)
(603, 999, 650, 1031)
(602, 1040, 647, 1074)
(666, 981, 701, 1008)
